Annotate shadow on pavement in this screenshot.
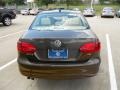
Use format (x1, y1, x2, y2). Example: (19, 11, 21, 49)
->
(32, 78, 94, 90)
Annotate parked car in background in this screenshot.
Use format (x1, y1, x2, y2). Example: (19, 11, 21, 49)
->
(83, 8, 95, 17)
(101, 7, 115, 18)
(116, 9, 120, 18)
(17, 9, 101, 79)
(21, 8, 31, 15)
(38, 8, 44, 13)
(72, 8, 82, 14)
(73, 8, 80, 11)
(0, 8, 16, 26)
(30, 8, 39, 15)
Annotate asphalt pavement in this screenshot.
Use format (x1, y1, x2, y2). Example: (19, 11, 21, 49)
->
(0, 15, 120, 90)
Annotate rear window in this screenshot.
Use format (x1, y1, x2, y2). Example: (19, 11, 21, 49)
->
(30, 13, 89, 31)
(103, 7, 114, 11)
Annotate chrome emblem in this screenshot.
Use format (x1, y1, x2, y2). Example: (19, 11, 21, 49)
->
(54, 40, 61, 47)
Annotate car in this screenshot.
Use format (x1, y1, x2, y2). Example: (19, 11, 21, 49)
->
(73, 8, 80, 11)
(38, 8, 44, 13)
(17, 9, 101, 79)
(101, 7, 115, 18)
(116, 9, 120, 18)
(0, 8, 16, 26)
(83, 8, 95, 17)
(20, 8, 31, 15)
(30, 8, 39, 15)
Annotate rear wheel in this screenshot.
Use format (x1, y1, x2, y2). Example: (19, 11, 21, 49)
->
(2, 17, 12, 26)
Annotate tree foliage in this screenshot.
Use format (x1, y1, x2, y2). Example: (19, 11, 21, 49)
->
(35, 0, 55, 7)
(99, 0, 105, 4)
(66, 0, 82, 6)
(1, 0, 24, 5)
(0, 0, 5, 6)
(115, 0, 120, 4)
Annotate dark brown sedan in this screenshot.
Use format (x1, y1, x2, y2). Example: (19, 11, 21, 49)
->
(17, 10, 101, 79)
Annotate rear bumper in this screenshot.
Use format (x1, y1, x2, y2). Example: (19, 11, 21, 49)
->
(83, 14, 95, 16)
(18, 58, 100, 79)
(21, 12, 29, 14)
(30, 12, 37, 15)
(101, 14, 114, 17)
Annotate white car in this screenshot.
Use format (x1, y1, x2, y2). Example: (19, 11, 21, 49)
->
(101, 7, 115, 18)
(73, 8, 80, 11)
(83, 8, 95, 17)
(30, 8, 39, 15)
(21, 8, 31, 15)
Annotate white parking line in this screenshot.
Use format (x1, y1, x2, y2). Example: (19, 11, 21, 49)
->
(106, 34, 118, 90)
(0, 58, 17, 71)
(0, 31, 24, 39)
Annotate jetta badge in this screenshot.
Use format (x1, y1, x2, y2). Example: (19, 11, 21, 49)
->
(54, 40, 61, 47)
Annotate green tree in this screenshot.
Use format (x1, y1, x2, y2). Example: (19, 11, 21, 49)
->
(99, 0, 105, 4)
(65, 0, 82, 8)
(3, 0, 24, 5)
(15, 0, 24, 5)
(35, 0, 54, 8)
(35, 0, 42, 7)
(0, 0, 5, 6)
(115, 0, 120, 4)
(4, 0, 15, 5)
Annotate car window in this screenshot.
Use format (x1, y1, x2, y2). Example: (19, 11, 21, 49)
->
(103, 7, 114, 11)
(31, 13, 88, 31)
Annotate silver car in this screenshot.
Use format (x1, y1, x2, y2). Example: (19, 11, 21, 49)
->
(101, 7, 114, 18)
(83, 8, 95, 17)
(21, 8, 31, 15)
(30, 8, 39, 15)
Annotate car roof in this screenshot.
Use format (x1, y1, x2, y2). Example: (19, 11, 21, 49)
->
(38, 9, 82, 15)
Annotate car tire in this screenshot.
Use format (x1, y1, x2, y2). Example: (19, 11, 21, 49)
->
(2, 17, 12, 26)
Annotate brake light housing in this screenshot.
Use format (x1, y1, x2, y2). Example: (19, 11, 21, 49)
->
(80, 42, 101, 53)
(17, 41, 36, 54)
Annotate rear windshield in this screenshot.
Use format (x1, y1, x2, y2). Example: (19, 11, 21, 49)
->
(103, 8, 113, 11)
(30, 13, 89, 31)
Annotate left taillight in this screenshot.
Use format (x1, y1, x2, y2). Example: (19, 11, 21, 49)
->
(17, 41, 36, 54)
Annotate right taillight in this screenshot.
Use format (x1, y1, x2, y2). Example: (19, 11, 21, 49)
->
(17, 41, 36, 54)
(80, 42, 101, 53)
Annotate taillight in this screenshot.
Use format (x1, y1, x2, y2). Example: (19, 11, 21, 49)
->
(80, 42, 101, 53)
(17, 41, 36, 54)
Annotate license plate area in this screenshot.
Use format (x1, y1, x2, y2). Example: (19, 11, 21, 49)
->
(48, 49, 68, 59)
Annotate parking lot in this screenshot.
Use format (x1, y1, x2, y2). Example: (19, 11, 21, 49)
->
(0, 15, 120, 90)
